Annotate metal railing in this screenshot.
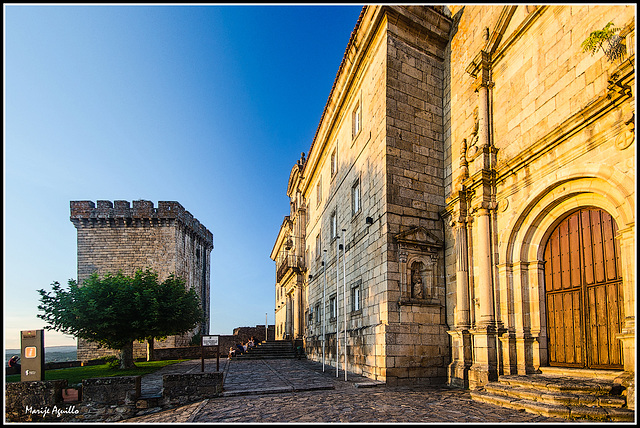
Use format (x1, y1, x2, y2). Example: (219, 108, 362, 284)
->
(276, 254, 305, 282)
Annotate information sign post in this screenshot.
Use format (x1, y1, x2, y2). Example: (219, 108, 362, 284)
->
(201, 335, 220, 372)
(21, 329, 45, 382)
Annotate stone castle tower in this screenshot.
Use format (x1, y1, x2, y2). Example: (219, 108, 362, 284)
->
(70, 200, 213, 361)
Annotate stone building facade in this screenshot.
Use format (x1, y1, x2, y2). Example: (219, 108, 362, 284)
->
(70, 200, 213, 361)
(271, 156, 307, 341)
(272, 4, 635, 390)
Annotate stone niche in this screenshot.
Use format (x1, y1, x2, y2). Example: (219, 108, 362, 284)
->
(396, 227, 443, 307)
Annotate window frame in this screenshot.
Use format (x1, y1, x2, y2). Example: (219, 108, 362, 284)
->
(330, 146, 338, 178)
(329, 294, 337, 320)
(330, 209, 337, 241)
(351, 177, 361, 217)
(351, 279, 362, 314)
(316, 177, 322, 207)
(314, 303, 321, 325)
(352, 100, 362, 140)
(315, 231, 322, 260)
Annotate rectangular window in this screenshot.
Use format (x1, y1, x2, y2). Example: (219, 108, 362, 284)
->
(316, 177, 322, 206)
(329, 295, 336, 319)
(351, 178, 361, 216)
(352, 101, 361, 139)
(331, 147, 337, 177)
(315, 303, 321, 324)
(330, 210, 337, 240)
(352, 284, 361, 312)
(315, 232, 321, 259)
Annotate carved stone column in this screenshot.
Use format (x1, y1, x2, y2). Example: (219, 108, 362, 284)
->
(455, 223, 470, 328)
(475, 208, 495, 326)
(616, 225, 636, 373)
(466, 52, 499, 388)
(447, 221, 472, 388)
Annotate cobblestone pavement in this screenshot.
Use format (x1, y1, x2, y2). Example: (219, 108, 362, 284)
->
(124, 358, 574, 423)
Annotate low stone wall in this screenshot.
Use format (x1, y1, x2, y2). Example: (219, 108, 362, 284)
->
(46, 360, 83, 370)
(153, 345, 220, 360)
(6, 371, 224, 422)
(5, 379, 68, 422)
(163, 372, 224, 406)
(82, 376, 140, 404)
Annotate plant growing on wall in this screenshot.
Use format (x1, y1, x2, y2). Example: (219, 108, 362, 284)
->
(581, 22, 626, 62)
(38, 269, 203, 369)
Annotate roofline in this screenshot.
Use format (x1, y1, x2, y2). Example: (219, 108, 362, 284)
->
(300, 5, 368, 193)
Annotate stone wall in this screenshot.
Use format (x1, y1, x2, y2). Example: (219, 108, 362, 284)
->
(297, 5, 452, 385)
(163, 372, 223, 406)
(232, 325, 275, 344)
(5, 380, 68, 422)
(70, 200, 213, 361)
(382, 5, 451, 386)
(5, 372, 224, 422)
(301, 4, 390, 380)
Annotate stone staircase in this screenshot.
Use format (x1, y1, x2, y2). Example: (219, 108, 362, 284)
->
(470, 367, 635, 422)
(231, 340, 299, 360)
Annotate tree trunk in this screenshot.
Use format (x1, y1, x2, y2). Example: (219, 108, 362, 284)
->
(119, 341, 136, 369)
(146, 337, 154, 362)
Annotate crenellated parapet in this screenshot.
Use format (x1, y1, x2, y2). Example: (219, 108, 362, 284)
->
(70, 200, 213, 249)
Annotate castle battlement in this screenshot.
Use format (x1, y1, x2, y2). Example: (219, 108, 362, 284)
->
(70, 200, 213, 248)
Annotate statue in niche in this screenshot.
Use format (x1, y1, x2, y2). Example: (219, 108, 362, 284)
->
(411, 263, 425, 299)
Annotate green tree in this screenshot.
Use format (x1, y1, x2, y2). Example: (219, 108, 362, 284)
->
(37, 269, 203, 369)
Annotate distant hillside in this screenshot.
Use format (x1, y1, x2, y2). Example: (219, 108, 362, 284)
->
(5, 346, 77, 365)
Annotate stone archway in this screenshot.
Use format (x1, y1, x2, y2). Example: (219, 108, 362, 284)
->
(498, 174, 635, 375)
(543, 207, 624, 369)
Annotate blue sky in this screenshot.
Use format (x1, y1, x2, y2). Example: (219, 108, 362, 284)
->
(3, 4, 363, 348)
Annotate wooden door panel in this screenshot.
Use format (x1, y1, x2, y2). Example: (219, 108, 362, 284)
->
(547, 290, 582, 366)
(581, 210, 595, 285)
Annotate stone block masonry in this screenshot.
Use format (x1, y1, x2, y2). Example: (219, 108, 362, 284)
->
(70, 200, 213, 361)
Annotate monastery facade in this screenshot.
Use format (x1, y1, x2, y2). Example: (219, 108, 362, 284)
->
(271, 4, 635, 392)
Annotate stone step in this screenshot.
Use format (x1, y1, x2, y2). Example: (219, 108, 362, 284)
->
(231, 341, 298, 360)
(538, 367, 624, 380)
(485, 383, 626, 408)
(498, 374, 621, 395)
(232, 355, 297, 360)
(471, 390, 634, 422)
(471, 372, 634, 422)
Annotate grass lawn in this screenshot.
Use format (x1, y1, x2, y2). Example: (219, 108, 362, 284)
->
(5, 359, 187, 386)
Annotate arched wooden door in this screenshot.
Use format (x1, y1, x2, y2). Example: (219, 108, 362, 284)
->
(544, 208, 624, 369)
